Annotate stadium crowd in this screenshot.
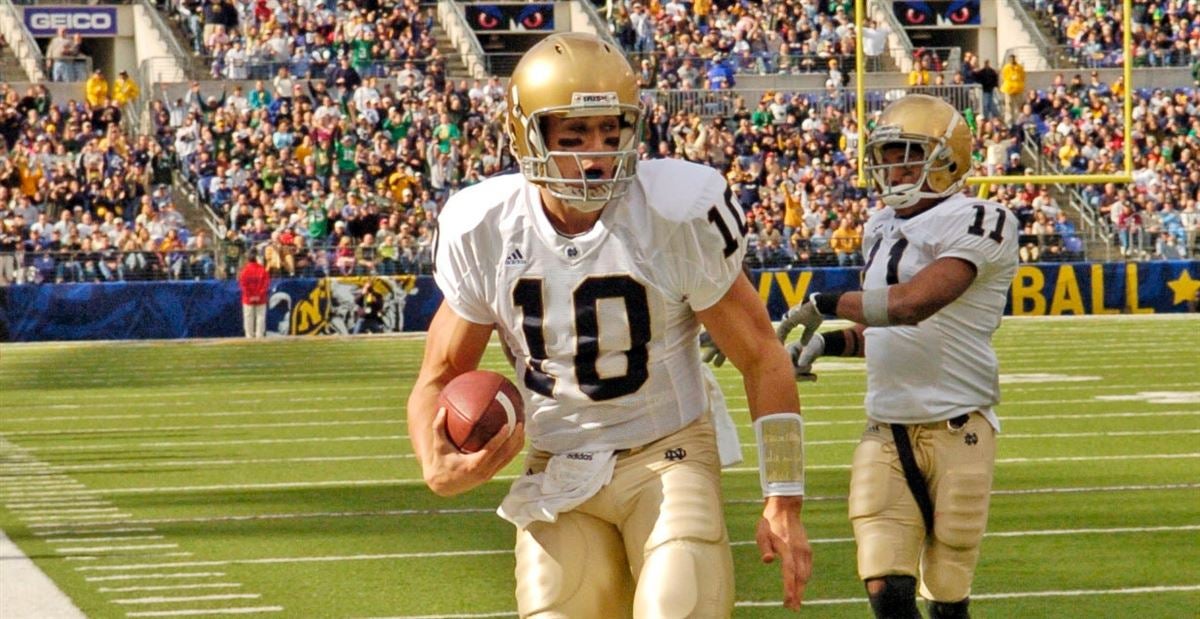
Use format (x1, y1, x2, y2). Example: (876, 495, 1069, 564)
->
(1029, 0, 1200, 68)
(3, 2, 1200, 286)
(608, 0, 887, 88)
(165, 0, 445, 83)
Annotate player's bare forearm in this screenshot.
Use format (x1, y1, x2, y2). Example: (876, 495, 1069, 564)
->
(405, 302, 495, 488)
(835, 257, 977, 325)
(698, 277, 801, 417)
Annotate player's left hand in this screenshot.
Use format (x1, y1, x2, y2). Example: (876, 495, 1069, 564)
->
(776, 296, 823, 346)
(787, 332, 824, 382)
(756, 496, 812, 612)
(698, 331, 726, 367)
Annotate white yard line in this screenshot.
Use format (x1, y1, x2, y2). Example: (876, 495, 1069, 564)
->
(735, 584, 1200, 608)
(360, 584, 1200, 618)
(0, 529, 86, 619)
(2, 452, 1193, 504)
(113, 593, 262, 605)
(9, 425, 1197, 457)
(5, 404, 1197, 437)
(56, 544, 179, 554)
(71, 523, 1199, 571)
(84, 572, 228, 583)
(21, 435, 406, 452)
(124, 606, 284, 617)
(45, 535, 165, 544)
(98, 583, 243, 593)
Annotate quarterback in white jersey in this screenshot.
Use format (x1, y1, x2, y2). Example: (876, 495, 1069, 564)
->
(406, 33, 812, 617)
(777, 94, 1018, 619)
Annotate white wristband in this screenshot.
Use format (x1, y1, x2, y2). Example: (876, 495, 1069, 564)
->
(754, 413, 805, 497)
(862, 287, 891, 327)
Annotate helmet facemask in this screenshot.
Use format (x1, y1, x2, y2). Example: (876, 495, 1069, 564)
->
(867, 114, 968, 210)
(515, 99, 643, 213)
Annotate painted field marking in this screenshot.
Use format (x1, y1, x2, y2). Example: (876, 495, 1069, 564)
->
(23, 435, 406, 452)
(0, 529, 86, 618)
(6, 501, 112, 509)
(0, 442, 273, 616)
(736, 584, 1200, 608)
(11, 423, 1198, 458)
(46, 535, 165, 544)
(352, 584, 1200, 618)
(71, 523, 1199, 571)
(33, 527, 156, 536)
(56, 544, 179, 554)
(113, 593, 262, 605)
(5, 404, 1197, 438)
(84, 572, 228, 583)
(5, 452, 1191, 503)
(98, 583, 243, 593)
(124, 605, 284, 617)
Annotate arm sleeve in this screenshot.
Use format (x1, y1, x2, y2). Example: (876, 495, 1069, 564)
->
(934, 204, 1020, 278)
(432, 212, 495, 326)
(665, 174, 748, 311)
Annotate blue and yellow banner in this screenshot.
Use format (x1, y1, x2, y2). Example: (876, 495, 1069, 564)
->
(1, 262, 1197, 341)
(752, 261, 1200, 317)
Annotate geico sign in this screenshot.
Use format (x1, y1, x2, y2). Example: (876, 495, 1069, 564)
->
(29, 13, 114, 31)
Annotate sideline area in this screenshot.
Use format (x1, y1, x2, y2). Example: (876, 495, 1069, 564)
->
(0, 529, 86, 619)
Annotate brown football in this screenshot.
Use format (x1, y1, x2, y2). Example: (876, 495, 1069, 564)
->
(439, 370, 524, 453)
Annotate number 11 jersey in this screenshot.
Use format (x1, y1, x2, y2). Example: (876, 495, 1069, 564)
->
(434, 159, 747, 454)
(860, 192, 1019, 428)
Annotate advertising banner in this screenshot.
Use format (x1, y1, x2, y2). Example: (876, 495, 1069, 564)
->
(2, 262, 1197, 341)
(24, 6, 118, 37)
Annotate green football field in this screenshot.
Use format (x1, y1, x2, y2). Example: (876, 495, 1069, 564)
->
(1, 315, 1198, 618)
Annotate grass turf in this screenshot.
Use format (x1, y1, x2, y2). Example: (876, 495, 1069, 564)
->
(1, 315, 1198, 617)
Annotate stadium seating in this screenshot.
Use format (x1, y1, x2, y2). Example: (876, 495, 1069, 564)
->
(3, 2, 1200, 287)
(1027, 0, 1200, 68)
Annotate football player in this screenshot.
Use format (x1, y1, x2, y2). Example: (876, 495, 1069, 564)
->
(777, 94, 1018, 619)
(406, 33, 812, 616)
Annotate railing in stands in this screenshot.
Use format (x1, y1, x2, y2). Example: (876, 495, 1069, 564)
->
(439, 0, 489, 80)
(0, 0, 46, 82)
(645, 84, 982, 120)
(1002, 0, 1055, 68)
(869, 0, 917, 72)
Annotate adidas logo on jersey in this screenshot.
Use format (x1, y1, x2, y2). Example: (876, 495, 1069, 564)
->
(504, 248, 526, 267)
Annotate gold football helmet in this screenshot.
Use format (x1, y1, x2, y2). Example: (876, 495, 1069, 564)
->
(866, 94, 973, 209)
(506, 33, 643, 211)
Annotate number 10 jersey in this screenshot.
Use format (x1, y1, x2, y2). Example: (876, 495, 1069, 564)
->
(434, 159, 747, 455)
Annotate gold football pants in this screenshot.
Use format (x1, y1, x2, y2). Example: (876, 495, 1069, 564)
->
(514, 418, 734, 619)
(849, 412, 996, 602)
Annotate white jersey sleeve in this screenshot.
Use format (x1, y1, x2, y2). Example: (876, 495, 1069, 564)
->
(433, 175, 526, 325)
(634, 159, 747, 311)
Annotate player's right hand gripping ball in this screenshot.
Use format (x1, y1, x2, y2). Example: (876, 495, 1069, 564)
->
(439, 371, 524, 453)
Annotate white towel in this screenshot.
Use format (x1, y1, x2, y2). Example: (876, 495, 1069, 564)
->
(497, 451, 617, 528)
(703, 365, 744, 468)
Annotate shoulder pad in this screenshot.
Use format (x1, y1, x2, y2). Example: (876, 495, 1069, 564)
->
(437, 173, 524, 240)
(635, 159, 727, 223)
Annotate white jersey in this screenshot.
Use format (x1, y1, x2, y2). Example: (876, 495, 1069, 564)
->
(434, 159, 746, 454)
(860, 193, 1019, 429)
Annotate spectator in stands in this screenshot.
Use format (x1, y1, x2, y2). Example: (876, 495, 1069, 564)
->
(1181, 203, 1199, 257)
(45, 28, 73, 83)
(85, 70, 109, 108)
(908, 55, 932, 87)
(1000, 55, 1026, 125)
(238, 248, 269, 338)
(973, 59, 1000, 119)
(861, 19, 890, 72)
(112, 71, 140, 107)
(829, 217, 862, 266)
